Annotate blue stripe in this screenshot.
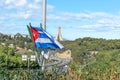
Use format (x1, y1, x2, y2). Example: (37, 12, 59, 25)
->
(35, 42, 60, 49)
(39, 33, 49, 38)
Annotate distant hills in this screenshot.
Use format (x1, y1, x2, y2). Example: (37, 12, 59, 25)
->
(1, 32, 120, 61)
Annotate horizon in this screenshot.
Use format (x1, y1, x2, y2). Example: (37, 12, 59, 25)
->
(0, 0, 120, 40)
(1, 32, 120, 41)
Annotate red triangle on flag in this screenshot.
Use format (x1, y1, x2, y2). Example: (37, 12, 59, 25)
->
(30, 26, 40, 46)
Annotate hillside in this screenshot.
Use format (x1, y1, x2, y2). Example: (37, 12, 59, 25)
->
(62, 37, 120, 62)
(1, 33, 120, 79)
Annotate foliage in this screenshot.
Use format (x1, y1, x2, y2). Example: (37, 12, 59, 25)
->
(62, 37, 120, 62)
(81, 50, 120, 80)
(0, 45, 39, 69)
(1, 33, 120, 79)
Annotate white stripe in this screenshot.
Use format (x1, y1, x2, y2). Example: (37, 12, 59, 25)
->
(43, 30, 53, 39)
(35, 38, 52, 43)
(38, 31, 43, 33)
(54, 40, 64, 49)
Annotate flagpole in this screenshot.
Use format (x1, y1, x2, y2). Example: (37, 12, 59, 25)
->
(42, 0, 46, 30)
(41, 0, 47, 71)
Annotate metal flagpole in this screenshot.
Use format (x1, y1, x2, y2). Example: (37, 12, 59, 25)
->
(41, 0, 47, 71)
(42, 0, 46, 30)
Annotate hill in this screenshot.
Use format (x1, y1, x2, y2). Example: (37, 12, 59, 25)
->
(61, 37, 120, 62)
(1, 33, 120, 79)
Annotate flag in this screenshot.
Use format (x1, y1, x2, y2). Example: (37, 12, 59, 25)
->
(29, 25, 64, 49)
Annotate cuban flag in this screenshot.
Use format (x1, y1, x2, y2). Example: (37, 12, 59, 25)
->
(29, 26, 64, 49)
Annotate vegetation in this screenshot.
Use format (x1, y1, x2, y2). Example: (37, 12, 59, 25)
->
(1, 33, 120, 79)
(81, 50, 120, 80)
(62, 37, 120, 62)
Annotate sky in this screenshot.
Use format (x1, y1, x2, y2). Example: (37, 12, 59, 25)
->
(0, 0, 120, 40)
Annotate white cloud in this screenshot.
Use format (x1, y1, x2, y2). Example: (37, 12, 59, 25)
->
(0, 0, 43, 20)
(0, 0, 56, 21)
(47, 12, 93, 21)
(16, 0, 27, 6)
(47, 14, 68, 21)
(61, 12, 92, 19)
(35, 0, 42, 3)
(5, 0, 27, 7)
(28, 4, 40, 9)
(47, 11, 120, 32)
(5, 0, 14, 4)
(9, 11, 32, 19)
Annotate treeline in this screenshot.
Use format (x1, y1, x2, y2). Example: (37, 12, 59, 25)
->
(1, 33, 120, 53)
(62, 37, 120, 62)
(0, 33, 33, 50)
(63, 37, 120, 51)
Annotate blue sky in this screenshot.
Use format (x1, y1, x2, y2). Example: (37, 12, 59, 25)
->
(0, 0, 120, 40)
